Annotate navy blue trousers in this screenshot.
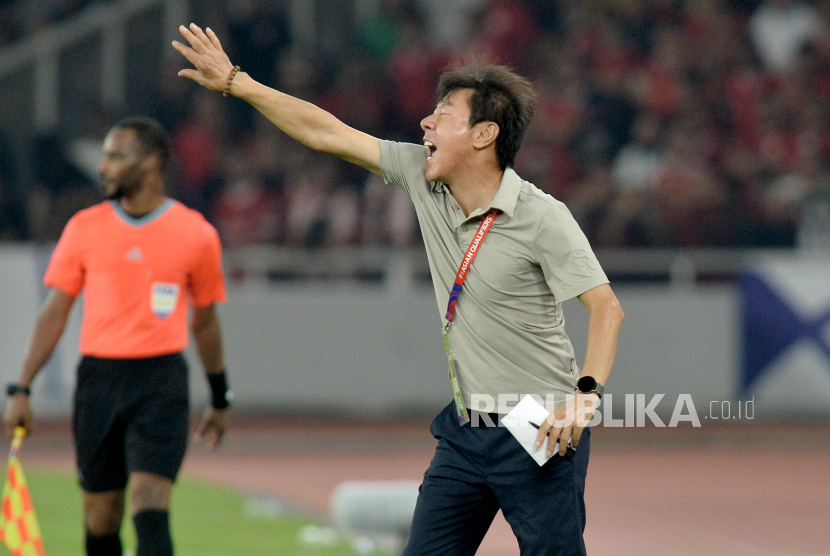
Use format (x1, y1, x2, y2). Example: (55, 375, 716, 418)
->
(403, 402, 590, 556)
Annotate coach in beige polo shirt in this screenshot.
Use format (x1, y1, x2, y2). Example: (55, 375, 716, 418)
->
(176, 23, 625, 556)
(381, 139, 610, 412)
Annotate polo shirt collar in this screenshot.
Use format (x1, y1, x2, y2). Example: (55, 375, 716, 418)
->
(431, 167, 522, 219)
(486, 167, 521, 218)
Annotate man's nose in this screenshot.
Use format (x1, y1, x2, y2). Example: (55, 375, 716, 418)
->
(421, 114, 434, 131)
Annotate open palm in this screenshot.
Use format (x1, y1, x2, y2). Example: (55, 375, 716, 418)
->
(172, 23, 235, 92)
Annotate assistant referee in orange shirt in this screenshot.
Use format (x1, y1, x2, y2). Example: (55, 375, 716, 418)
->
(3, 117, 231, 556)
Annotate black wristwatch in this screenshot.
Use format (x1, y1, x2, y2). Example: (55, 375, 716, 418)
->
(576, 376, 604, 399)
(6, 383, 31, 397)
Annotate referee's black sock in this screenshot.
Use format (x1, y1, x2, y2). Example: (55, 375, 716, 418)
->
(85, 530, 122, 556)
(133, 509, 173, 556)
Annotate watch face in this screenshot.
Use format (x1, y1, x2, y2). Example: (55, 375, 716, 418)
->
(577, 376, 597, 393)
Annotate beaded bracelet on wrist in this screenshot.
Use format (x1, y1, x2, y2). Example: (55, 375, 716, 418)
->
(223, 65, 241, 97)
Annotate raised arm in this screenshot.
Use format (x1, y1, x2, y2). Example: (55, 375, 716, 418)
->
(172, 23, 381, 174)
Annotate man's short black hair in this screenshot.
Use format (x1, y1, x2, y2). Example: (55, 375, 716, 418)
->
(436, 64, 537, 170)
(111, 116, 170, 171)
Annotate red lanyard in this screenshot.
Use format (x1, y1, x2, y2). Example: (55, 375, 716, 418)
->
(445, 210, 501, 324)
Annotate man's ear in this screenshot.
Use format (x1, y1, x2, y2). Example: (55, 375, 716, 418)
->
(473, 121, 499, 150)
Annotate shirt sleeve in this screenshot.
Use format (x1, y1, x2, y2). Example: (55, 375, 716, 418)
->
(189, 220, 227, 308)
(535, 202, 609, 302)
(379, 140, 431, 198)
(43, 215, 85, 297)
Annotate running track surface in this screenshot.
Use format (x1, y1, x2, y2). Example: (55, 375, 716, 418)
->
(16, 419, 830, 556)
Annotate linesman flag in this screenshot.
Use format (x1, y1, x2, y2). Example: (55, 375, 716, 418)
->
(0, 427, 44, 556)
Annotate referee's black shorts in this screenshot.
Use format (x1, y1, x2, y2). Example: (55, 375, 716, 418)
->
(73, 352, 189, 492)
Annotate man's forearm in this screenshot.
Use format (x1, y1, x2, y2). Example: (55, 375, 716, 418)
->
(191, 307, 225, 374)
(230, 73, 340, 152)
(580, 297, 624, 385)
(173, 24, 381, 172)
(17, 309, 69, 387)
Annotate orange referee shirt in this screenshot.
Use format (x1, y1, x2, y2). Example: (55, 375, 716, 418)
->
(44, 200, 227, 359)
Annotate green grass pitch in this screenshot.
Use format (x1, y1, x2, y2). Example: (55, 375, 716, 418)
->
(16, 467, 393, 556)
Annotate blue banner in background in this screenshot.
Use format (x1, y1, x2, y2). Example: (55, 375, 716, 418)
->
(740, 260, 830, 411)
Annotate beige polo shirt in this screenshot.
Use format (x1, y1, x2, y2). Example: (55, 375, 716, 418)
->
(380, 140, 609, 411)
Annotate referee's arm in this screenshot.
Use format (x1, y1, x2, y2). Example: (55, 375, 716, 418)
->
(191, 304, 224, 375)
(191, 304, 229, 449)
(4, 288, 76, 437)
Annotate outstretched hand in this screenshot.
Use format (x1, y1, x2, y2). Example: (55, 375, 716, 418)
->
(172, 23, 235, 92)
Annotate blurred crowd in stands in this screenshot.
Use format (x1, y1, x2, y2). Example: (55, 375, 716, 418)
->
(2, 0, 830, 249)
(0, 0, 91, 45)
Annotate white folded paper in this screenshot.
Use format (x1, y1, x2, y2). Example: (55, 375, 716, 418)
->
(502, 395, 566, 466)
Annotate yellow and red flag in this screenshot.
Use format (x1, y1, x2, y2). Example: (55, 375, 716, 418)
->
(0, 427, 44, 556)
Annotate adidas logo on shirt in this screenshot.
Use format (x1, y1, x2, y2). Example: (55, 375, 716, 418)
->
(125, 246, 144, 261)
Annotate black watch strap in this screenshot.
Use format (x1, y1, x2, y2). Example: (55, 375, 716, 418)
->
(576, 376, 604, 399)
(6, 383, 31, 397)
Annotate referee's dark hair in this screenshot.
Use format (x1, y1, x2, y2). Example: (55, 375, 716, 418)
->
(111, 116, 171, 171)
